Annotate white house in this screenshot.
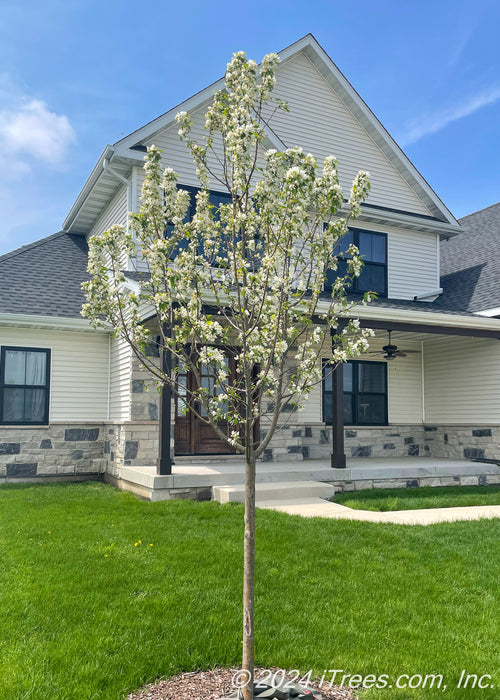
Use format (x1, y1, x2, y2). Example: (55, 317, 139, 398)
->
(1, 34, 500, 498)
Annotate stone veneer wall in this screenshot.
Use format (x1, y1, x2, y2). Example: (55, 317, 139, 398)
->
(422, 425, 500, 462)
(0, 425, 107, 478)
(331, 472, 500, 493)
(105, 422, 160, 477)
(263, 423, 428, 462)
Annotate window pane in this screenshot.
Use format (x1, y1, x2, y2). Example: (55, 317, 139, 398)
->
(357, 263, 386, 293)
(343, 362, 353, 392)
(359, 232, 385, 263)
(323, 393, 333, 425)
(358, 363, 385, 393)
(337, 230, 353, 257)
(323, 365, 333, 393)
(356, 394, 386, 424)
(343, 393, 353, 424)
(209, 191, 232, 219)
(4, 350, 25, 385)
(24, 389, 46, 422)
(325, 260, 352, 291)
(25, 352, 47, 385)
(2, 387, 24, 421)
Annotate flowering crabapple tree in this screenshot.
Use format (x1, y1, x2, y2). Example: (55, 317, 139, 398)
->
(82, 51, 372, 699)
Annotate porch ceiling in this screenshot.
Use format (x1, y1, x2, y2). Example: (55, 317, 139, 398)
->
(371, 329, 456, 344)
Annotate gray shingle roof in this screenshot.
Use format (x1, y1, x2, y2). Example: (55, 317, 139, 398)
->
(2, 203, 499, 323)
(0, 232, 90, 319)
(436, 202, 500, 314)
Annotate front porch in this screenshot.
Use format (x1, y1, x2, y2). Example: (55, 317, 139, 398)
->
(115, 456, 500, 501)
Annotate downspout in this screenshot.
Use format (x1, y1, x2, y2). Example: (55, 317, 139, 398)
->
(106, 334, 111, 421)
(421, 340, 425, 424)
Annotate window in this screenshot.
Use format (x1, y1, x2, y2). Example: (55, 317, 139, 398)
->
(166, 185, 233, 260)
(326, 228, 387, 296)
(322, 360, 387, 426)
(0, 347, 50, 425)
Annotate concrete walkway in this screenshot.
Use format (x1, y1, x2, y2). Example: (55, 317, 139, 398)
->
(258, 497, 500, 525)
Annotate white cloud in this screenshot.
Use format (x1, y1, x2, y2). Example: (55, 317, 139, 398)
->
(0, 80, 77, 255)
(0, 98, 75, 165)
(399, 85, 500, 146)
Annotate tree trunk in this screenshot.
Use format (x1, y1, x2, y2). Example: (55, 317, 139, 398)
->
(242, 453, 256, 700)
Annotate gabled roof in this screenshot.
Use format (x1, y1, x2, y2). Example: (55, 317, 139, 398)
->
(435, 202, 500, 315)
(63, 34, 461, 237)
(0, 232, 90, 319)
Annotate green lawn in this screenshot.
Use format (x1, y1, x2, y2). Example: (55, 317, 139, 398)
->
(0, 482, 499, 700)
(333, 484, 500, 511)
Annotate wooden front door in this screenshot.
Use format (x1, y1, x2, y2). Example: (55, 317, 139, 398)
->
(174, 352, 237, 455)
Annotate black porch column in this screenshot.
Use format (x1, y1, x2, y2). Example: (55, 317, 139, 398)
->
(157, 326, 173, 475)
(331, 328, 346, 469)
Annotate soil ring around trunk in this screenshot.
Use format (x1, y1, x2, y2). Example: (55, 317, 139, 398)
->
(127, 667, 358, 700)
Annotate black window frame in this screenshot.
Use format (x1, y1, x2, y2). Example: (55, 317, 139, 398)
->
(0, 346, 51, 426)
(326, 227, 388, 297)
(165, 184, 233, 253)
(322, 359, 388, 427)
(166, 184, 262, 268)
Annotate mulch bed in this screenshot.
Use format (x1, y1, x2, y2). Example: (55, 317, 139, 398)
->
(127, 668, 358, 700)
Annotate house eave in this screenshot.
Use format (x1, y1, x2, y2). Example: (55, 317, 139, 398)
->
(62, 146, 116, 233)
(0, 312, 112, 333)
(342, 303, 500, 337)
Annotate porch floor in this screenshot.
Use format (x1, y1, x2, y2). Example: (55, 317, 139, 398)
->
(119, 456, 500, 500)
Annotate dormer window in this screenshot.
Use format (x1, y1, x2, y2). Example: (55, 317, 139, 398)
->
(326, 228, 387, 296)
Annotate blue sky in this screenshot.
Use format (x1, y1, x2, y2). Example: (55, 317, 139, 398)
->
(0, 0, 499, 255)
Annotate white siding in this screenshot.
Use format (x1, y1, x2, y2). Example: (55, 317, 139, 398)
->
(88, 184, 128, 239)
(109, 336, 132, 420)
(131, 58, 440, 294)
(298, 381, 322, 423)
(387, 345, 422, 423)
(0, 328, 109, 422)
(88, 183, 129, 271)
(424, 337, 500, 424)
(388, 230, 439, 300)
(264, 53, 432, 216)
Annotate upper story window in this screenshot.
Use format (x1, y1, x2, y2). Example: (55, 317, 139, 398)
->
(323, 359, 388, 426)
(326, 228, 387, 296)
(0, 347, 51, 425)
(166, 186, 233, 259)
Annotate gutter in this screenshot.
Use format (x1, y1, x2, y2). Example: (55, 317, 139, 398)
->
(0, 312, 112, 333)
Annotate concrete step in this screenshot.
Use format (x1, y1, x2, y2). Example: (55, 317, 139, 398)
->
(174, 455, 245, 464)
(213, 480, 335, 504)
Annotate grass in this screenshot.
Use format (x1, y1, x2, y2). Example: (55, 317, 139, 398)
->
(0, 482, 499, 700)
(333, 484, 500, 511)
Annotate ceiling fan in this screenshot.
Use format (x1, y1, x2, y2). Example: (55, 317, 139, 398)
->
(370, 331, 421, 361)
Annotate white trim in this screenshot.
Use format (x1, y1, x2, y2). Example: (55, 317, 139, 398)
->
(343, 303, 500, 332)
(62, 145, 115, 232)
(436, 234, 440, 288)
(0, 313, 112, 333)
(413, 288, 443, 300)
(474, 307, 500, 318)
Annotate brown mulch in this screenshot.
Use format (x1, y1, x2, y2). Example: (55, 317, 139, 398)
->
(127, 668, 358, 700)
